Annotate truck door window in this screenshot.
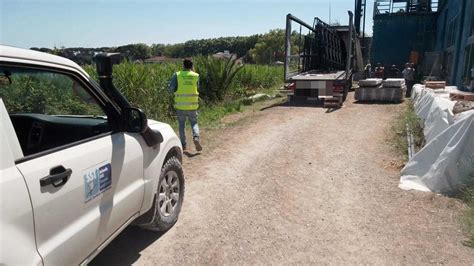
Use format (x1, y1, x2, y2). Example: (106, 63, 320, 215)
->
(0, 66, 111, 157)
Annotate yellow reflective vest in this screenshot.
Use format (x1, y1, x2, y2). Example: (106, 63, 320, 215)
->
(175, 70, 199, 110)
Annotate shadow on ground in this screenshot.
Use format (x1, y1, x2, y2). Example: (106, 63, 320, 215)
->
(90, 226, 165, 265)
(260, 100, 345, 113)
(260, 100, 322, 110)
(353, 100, 405, 105)
(184, 151, 202, 158)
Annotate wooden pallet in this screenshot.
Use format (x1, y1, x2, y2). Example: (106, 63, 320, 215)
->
(449, 90, 474, 101)
(425, 81, 446, 90)
(323, 97, 342, 108)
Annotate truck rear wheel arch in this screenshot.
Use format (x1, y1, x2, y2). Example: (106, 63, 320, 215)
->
(164, 146, 182, 164)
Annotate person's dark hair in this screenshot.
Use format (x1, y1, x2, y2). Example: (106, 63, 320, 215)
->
(183, 59, 193, 70)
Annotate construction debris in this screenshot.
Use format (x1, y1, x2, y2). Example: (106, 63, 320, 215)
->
(453, 101, 474, 114)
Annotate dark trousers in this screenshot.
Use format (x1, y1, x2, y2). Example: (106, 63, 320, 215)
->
(405, 79, 415, 97)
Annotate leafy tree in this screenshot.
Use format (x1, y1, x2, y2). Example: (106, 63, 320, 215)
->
(151, 43, 166, 56)
(112, 43, 152, 61)
(163, 43, 185, 58)
(248, 29, 286, 64)
(160, 36, 259, 59)
(29, 32, 279, 65)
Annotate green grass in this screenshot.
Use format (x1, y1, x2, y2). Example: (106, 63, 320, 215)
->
(390, 100, 425, 160)
(457, 186, 474, 247)
(196, 100, 243, 129)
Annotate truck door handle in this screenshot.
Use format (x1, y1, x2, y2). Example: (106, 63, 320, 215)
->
(40, 166, 72, 187)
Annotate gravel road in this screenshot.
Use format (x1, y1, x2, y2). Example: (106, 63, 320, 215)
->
(92, 93, 473, 265)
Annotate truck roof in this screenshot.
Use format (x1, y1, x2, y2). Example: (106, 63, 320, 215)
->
(289, 70, 347, 81)
(0, 45, 87, 76)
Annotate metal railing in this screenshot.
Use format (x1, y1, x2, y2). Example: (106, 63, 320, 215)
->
(374, 0, 439, 16)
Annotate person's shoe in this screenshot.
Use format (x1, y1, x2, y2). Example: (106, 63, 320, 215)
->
(193, 137, 202, 152)
(182, 145, 187, 151)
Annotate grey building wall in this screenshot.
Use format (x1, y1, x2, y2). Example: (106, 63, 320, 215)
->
(371, 14, 437, 66)
(454, 0, 474, 91)
(436, 0, 473, 90)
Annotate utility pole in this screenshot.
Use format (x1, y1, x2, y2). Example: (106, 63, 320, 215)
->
(329, 1, 332, 25)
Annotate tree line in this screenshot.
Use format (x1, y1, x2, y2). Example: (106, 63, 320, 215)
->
(30, 29, 287, 65)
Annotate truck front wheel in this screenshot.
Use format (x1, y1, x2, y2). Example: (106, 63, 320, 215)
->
(142, 157, 185, 232)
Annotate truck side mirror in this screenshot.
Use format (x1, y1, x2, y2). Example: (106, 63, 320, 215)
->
(123, 106, 164, 147)
(123, 107, 148, 133)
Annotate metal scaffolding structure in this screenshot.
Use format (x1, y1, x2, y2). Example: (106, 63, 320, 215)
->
(284, 14, 347, 79)
(374, 0, 439, 16)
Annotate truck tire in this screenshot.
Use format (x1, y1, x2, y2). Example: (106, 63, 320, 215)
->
(141, 157, 185, 232)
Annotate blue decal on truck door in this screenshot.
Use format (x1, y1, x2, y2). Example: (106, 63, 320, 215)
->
(99, 163, 112, 192)
(84, 169, 99, 202)
(83, 162, 112, 203)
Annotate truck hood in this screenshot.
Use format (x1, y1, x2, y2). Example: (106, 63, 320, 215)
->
(147, 119, 172, 131)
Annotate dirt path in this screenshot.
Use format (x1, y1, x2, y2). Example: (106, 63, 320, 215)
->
(92, 92, 473, 265)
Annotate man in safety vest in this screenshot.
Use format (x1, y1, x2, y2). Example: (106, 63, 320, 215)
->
(402, 62, 415, 98)
(169, 59, 202, 152)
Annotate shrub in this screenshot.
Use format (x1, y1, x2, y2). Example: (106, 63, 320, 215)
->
(194, 56, 244, 103)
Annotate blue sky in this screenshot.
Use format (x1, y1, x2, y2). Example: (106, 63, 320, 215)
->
(1, 0, 374, 49)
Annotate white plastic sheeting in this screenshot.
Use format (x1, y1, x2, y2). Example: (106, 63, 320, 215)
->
(359, 78, 382, 87)
(411, 85, 456, 143)
(383, 78, 405, 88)
(399, 85, 474, 193)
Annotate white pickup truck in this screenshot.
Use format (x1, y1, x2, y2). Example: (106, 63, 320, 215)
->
(0, 46, 185, 265)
